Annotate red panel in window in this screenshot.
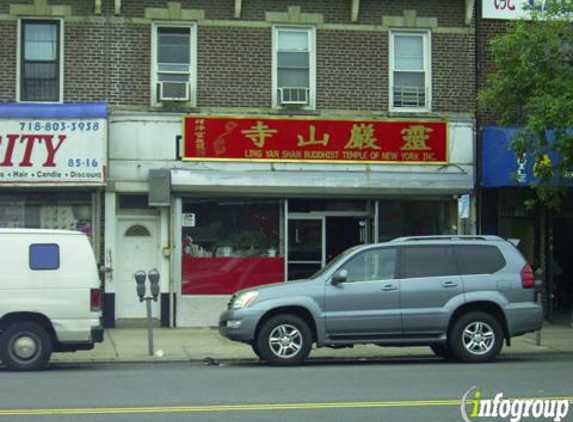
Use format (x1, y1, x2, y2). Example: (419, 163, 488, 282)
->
(181, 256, 285, 295)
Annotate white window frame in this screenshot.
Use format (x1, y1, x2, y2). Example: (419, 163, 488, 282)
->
(389, 30, 431, 113)
(151, 22, 197, 106)
(272, 26, 316, 110)
(16, 17, 64, 104)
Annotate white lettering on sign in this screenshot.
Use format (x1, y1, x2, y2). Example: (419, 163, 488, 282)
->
(0, 119, 106, 185)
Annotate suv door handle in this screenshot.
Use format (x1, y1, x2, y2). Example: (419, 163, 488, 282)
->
(441, 281, 458, 288)
(382, 284, 398, 292)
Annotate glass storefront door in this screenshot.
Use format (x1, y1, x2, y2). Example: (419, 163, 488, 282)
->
(287, 217, 325, 280)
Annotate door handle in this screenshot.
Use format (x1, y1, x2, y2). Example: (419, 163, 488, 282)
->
(441, 281, 458, 288)
(382, 284, 398, 292)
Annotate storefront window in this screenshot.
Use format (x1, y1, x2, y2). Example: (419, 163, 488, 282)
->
(181, 199, 285, 295)
(0, 193, 93, 237)
(378, 199, 456, 241)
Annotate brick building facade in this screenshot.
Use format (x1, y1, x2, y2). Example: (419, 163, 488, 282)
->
(1, 0, 479, 327)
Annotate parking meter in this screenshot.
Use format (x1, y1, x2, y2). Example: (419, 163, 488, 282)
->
(148, 269, 160, 302)
(134, 270, 147, 302)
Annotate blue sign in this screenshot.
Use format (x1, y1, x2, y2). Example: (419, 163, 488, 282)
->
(481, 126, 572, 188)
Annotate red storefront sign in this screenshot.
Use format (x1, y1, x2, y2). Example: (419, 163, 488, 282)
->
(183, 115, 448, 164)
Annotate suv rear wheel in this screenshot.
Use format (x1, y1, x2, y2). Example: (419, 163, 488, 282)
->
(256, 314, 312, 366)
(449, 312, 503, 363)
(0, 322, 53, 371)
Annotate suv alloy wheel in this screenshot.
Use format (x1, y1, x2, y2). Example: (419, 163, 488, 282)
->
(449, 312, 503, 363)
(256, 314, 312, 366)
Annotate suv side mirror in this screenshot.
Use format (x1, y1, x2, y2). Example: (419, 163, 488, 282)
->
(331, 269, 348, 285)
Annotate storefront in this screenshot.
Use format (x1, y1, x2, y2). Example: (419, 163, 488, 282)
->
(170, 115, 474, 326)
(105, 112, 474, 327)
(480, 126, 573, 321)
(0, 103, 107, 263)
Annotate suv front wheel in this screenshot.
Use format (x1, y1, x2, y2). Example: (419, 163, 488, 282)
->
(256, 314, 312, 366)
(449, 312, 503, 363)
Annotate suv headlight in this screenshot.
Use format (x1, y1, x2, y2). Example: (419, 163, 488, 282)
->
(232, 291, 259, 309)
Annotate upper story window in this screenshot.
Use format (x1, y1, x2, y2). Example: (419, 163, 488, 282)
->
(390, 32, 431, 112)
(152, 23, 196, 105)
(18, 19, 62, 103)
(273, 27, 315, 109)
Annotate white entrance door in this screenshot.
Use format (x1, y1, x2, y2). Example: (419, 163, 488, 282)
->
(116, 217, 160, 319)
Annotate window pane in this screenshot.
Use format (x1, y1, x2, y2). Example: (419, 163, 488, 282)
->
(181, 200, 285, 295)
(278, 69, 309, 87)
(456, 245, 506, 275)
(278, 31, 308, 51)
(277, 52, 309, 68)
(30, 244, 59, 270)
(158, 73, 190, 83)
(378, 200, 456, 241)
(394, 35, 423, 70)
(394, 72, 424, 90)
(401, 246, 458, 278)
(342, 248, 396, 282)
(125, 225, 151, 237)
(22, 78, 58, 102)
(158, 63, 190, 72)
(158, 27, 190, 65)
(24, 22, 57, 61)
(24, 62, 57, 79)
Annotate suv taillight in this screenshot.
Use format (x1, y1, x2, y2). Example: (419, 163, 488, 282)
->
(521, 264, 535, 289)
(91, 288, 102, 312)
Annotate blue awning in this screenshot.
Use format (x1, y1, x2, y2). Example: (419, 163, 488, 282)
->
(481, 126, 572, 188)
(0, 103, 107, 119)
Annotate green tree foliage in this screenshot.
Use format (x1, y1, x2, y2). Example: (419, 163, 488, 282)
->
(479, 3, 573, 209)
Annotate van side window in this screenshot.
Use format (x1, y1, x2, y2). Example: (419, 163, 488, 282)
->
(455, 245, 506, 275)
(400, 246, 457, 279)
(29, 244, 60, 270)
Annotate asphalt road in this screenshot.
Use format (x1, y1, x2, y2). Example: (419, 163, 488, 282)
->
(0, 354, 572, 422)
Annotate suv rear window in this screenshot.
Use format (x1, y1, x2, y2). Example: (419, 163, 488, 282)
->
(400, 246, 458, 278)
(29, 244, 60, 270)
(455, 245, 505, 275)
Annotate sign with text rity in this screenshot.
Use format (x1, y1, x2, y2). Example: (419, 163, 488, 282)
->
(183, 115, 448, 164)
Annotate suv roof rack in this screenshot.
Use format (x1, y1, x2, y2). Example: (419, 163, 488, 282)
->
(390, 235, 504, 242)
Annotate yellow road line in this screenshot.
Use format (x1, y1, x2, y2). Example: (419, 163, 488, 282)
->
(0, 397, 571, 416)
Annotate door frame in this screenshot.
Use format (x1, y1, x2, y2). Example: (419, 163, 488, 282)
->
(115, 213, 161, 319)
(286, 214, 326, 281)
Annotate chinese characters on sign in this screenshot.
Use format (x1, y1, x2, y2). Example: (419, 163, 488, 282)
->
(183, 116, 447, 164)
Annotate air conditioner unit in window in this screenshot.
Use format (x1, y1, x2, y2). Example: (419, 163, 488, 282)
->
(158, 81, 190, 102)
(278, 87, 309, 105)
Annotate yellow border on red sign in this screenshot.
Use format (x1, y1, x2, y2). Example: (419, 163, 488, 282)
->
(181, 114, 450, 165)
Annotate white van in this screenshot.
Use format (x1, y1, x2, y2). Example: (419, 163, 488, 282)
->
(0, 229, 103, 371)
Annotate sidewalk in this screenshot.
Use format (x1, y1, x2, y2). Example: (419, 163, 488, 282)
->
(50, 322, 573, 365)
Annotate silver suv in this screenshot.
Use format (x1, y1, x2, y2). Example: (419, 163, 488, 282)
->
(219, 236, 543, 365)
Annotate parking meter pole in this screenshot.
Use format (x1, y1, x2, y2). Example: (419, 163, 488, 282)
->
(534, 267, 544, 347)
(536, 292, 542, 346)
(146, 297, 154, 356)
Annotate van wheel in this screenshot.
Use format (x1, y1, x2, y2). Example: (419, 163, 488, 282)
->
(429, 344, 456, 361)
(449, 312, 503, 363)
(0, 322, 53, 371)
(256, 315, 312, 366)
